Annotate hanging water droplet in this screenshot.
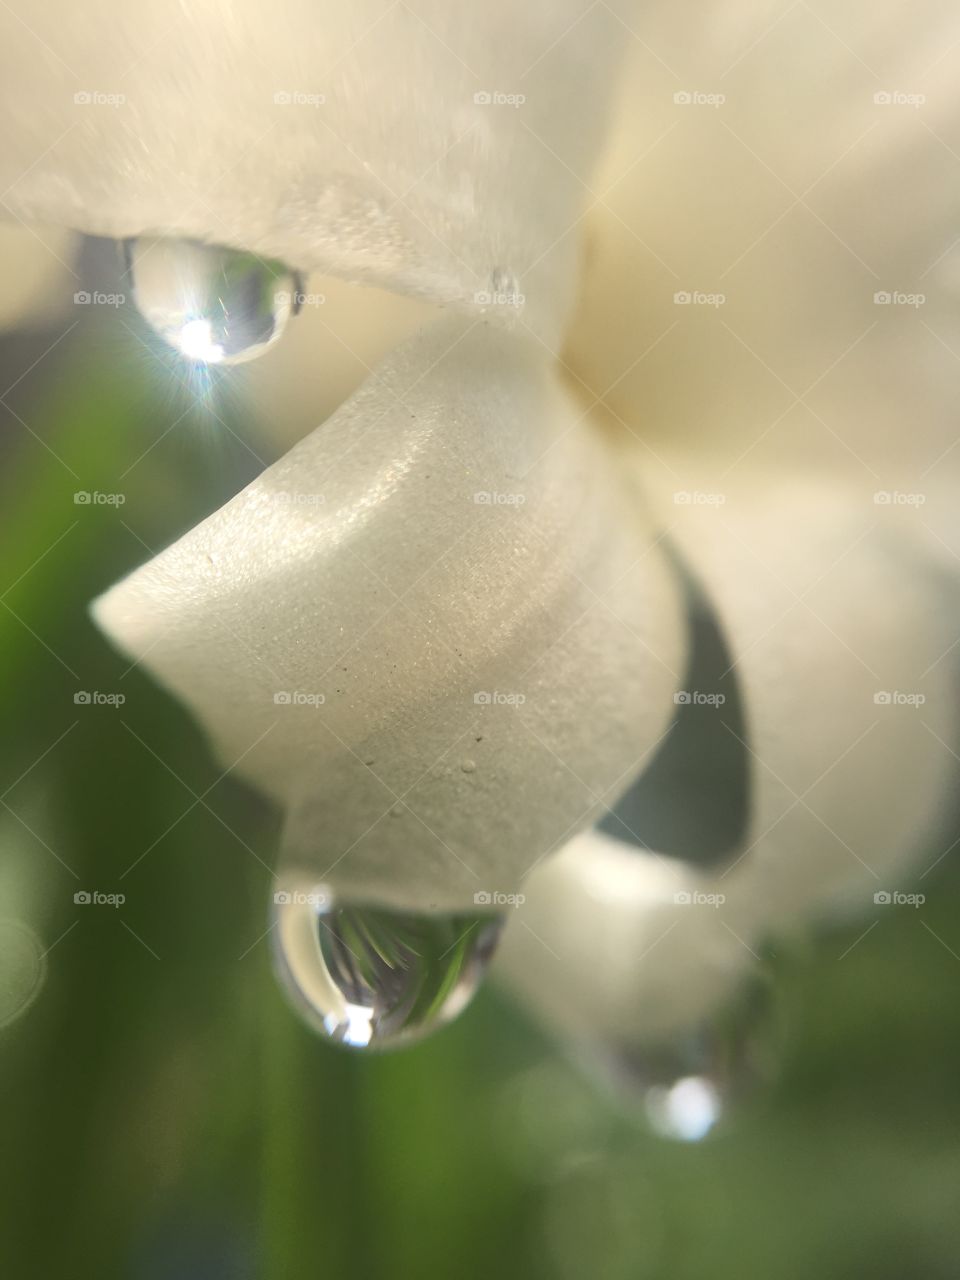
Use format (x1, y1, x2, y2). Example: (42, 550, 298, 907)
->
(125, 236, 300, 365)
(643, 1074, 723, 1142)
(271, 878, 504, 1050)
(604, 969, 776, 1141)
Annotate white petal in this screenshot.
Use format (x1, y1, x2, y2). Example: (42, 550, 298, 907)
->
(93, 317, 685, 911)
(497, 0, 960, 1051)
(0, 224, 75, 331)
(499, 469, 960, 1051)
(0, 0, 624, 342)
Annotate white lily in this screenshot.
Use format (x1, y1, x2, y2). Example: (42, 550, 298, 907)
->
(2, 0, 958, 1066)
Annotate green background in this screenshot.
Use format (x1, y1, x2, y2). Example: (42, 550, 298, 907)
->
(1, 313, 959, 1279)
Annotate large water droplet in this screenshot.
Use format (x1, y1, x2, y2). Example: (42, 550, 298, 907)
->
(126, 237, 300, 365)
(271, 878, 503, 1050)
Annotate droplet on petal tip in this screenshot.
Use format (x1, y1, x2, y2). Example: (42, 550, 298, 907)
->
(270, 876, 504, 1051)
(601, 970, 777, 1142)
(125, 235, 300, 366)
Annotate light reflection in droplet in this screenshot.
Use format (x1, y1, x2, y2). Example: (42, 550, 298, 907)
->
(643, 1074, 722, 1142)
(175, 317, 225, 364)
(600, 965, 776, 1141)
(271, 876, 503, 1051)
(126, 236, 300, 366)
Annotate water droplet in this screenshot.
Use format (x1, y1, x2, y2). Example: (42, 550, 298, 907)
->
(643, 1074, 722, 1142)
(603, 970, 775, 1141)
(271, 879, 503, 1050)
(460, 759, 476, 773)
(126, 237, 300, 365)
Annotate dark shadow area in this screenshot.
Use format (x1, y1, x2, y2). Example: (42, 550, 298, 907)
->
(599, 547, 751, 867)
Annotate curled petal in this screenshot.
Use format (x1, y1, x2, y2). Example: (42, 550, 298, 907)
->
(94, 317, 685, 911)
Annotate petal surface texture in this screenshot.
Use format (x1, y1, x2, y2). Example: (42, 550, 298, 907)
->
(0, 0, 625, 343)
(496, 0, 960, 1052)
(93, 318, 685, 912)
(4, 0, 958, 1044)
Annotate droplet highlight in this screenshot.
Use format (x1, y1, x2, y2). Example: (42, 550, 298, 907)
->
(126, 236, 300, 365)
(271, 879, 503, 1050)
(605, 970, 775, 1141)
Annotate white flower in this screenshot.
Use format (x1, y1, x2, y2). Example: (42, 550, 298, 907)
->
(2, 0, 959, 1053)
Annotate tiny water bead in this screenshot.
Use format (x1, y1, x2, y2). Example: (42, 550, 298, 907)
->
(125, 237, 301, 365)
(605, 970, 776, 1141)
(271, 881, 504, 1050)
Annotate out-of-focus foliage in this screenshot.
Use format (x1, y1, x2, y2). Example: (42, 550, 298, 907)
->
(1, 316, 959, 1280)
